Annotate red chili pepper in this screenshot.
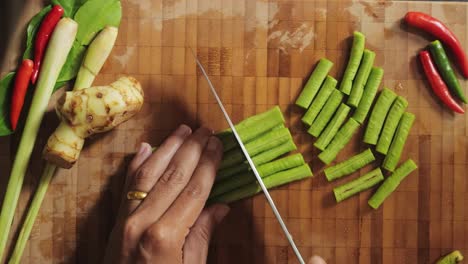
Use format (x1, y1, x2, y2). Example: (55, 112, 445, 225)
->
(405, 12, 468, 78)
(419, 50, 464, 114)
(31, 5, 64, 84)
(10, 60, 34, 130)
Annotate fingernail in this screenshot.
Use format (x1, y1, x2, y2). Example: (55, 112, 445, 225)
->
(206, 136, 221, 151)
(213, 204, 230, 223)
(175, 124, 191, 137)
(309, 256, 327, 264)
(137, 143, 146, 155)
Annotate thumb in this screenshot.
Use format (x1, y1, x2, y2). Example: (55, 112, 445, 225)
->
(309, 255, 327, 264)
(183, 204, 230, 264)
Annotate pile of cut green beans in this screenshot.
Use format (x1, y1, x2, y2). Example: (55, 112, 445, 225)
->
(209, 106, 313, 204)
(294, 31, 418, 209)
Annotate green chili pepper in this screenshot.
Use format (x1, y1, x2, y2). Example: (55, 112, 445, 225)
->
(429, 40, 467, 103)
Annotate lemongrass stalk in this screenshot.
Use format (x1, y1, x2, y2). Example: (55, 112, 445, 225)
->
(0, 18, 78, 260)
(9, 164, 56, 264)
(9, 25, 118, 263)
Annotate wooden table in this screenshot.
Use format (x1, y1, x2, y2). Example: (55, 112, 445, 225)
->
(1, 0, 467, 263)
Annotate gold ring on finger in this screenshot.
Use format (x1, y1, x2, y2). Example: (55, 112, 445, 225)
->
(126, 190, 148, 200)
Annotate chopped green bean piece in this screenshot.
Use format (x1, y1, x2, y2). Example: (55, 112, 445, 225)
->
(436, 250, 464, 264)
(296, 59, 334, 109)
(219, 127, 292, 169)
(348, 49, 376, 107)
(368, 159, 417, 209)
(376, 96, 408, 155)
(318, 118, 360, 165)
(352, 67, 384, 123)
(364, 88, 397, 145)
(218, 106, 285, 151)
(216, 138, 297, 182)
(324, 149, 375, 181)
(339, 31, 366, 95)
(210, 154, 305, 198)
(210, 164, 312, 203)
(314, 103, 350, 151)
(307, 89, 344, 137)
(333, 168, 384, 202)
(382, 112, 415, 171)
(302, 76, 337, 125)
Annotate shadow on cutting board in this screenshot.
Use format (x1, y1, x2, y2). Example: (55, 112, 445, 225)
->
(62, 99, 198, 263)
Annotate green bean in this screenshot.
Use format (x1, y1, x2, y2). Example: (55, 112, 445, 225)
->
(348, 49, 376, 107)
(376, 96, 408, 155)
(368, 159, 417, 209)
(435, 250, 464, 264)
(429, 40, 467, 103)
(210, 154, 305, 198)
(318, 118, 360, 165)
(314, 103, 350, 151)
(210, 164, 312, 203)
(251, 140, 297, 166)
(302, 76, 337, 125)
(382, 112, 415, 171)
(218, 106, 285, 151)
(333, 168, 384, 202)
(339, 31, 366, 95)
(324, 149, 375, 181)
(296, 58, 334, 109)
(216, 138, 297, 182)
(352, 67, 384, 124)
(307, 89, 343, 137)
(363, 88, 397, 145)
(219, 127, 292, 169)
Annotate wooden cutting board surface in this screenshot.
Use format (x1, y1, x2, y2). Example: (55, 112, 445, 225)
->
(1, 0, 468, 263)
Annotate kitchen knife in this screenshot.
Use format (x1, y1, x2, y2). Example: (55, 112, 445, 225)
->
(190, 48, 305, 264)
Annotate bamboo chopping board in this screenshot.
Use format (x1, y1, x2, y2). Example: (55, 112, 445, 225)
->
(0, 0, 467, 263)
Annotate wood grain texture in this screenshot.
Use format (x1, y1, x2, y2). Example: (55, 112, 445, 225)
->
(0, 0, 467, 263)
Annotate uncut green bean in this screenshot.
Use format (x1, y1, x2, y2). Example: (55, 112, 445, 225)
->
(333, 168, 384, 202)
(318, 118, 360, 165)
(382, 112, 415, 171)
(364, 88, 397, 145)
(218, 106, 285, 151)
(314, 103, 351, 151)
(339, 31, 366, 95)
(376, 96, 408, 155)
(219, 127, 292, 169)
(307, 89, 344, 137)
(216, 137, 296, 181)
(368, 159, 417, 209)
(210, 164, 313, 203)
(296, 59, 334, 109)
(324, 149, 375, 181)
(251, 140, 297, 164)
(302, 76, 337, 126)
(352, 67, 384, 124)
(348, 49, 376, 107)
(210, 154, 305, 198)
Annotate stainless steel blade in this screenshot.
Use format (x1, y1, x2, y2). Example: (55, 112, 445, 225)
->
(189, 47, 305, 264)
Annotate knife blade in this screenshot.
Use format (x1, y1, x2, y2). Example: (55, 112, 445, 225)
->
(190, 48, 305, 264)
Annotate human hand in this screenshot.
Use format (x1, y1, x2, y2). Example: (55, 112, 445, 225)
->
(309, 255, 327, 264)
(103, 125, 229, 264)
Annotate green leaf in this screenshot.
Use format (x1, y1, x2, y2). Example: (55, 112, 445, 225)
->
(53, 81, 68, 92)
(74, 0, 122, 45)
(23, 6, 52, 60)
(0, 73, 15, 136)
(57, 41, 86, 82)
(51, 0, 88, 18)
